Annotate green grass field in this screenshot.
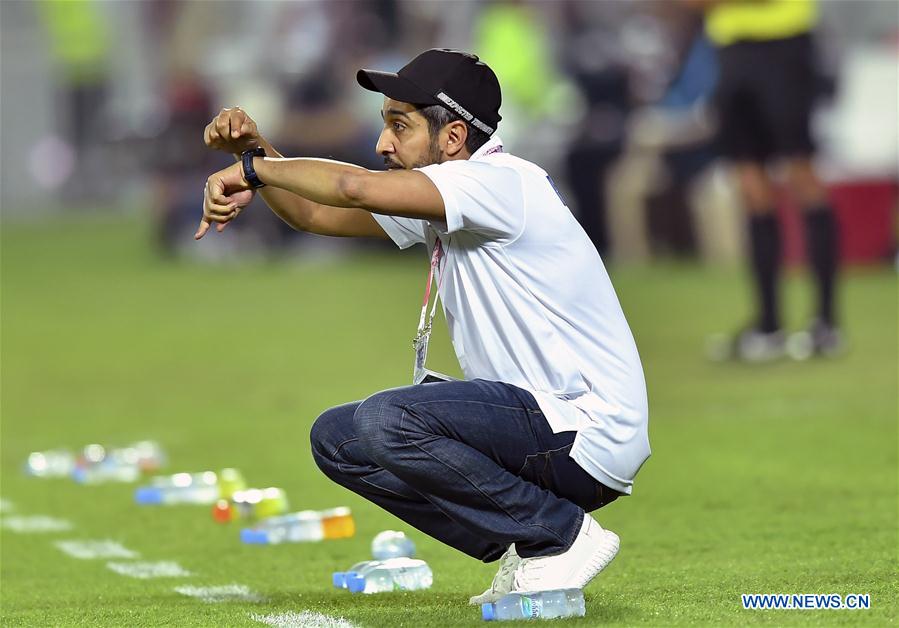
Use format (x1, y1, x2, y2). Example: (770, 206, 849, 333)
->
(1, 215, 896, 626)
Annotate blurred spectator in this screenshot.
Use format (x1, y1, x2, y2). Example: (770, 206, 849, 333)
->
(558, 1, 632, 257)
(644, 19, 718, 258)
(474, 0, 573, 164)
(149, 71, 218, 257)
(4, 0, 892, 270)
(476, 1, 555, 117)
(36, 0, 111, 203)
(604, 4, 722, 263)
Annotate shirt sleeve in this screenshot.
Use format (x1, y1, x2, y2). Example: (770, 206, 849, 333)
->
(416, 160, 524, 240)
(371, 213, 428, 249)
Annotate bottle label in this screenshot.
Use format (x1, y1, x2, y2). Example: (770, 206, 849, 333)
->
(520, 596, 541, 619)
(393, 567, 408, 591)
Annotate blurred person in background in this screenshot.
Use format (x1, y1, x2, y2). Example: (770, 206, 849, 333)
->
(36, 0, 111, 203)
(688, 0, 843, 362)
(640, 5, 719, 258)
(149, 70, 218, 257)
(197, 49, 649, 604)
(558, 1, 633, 258)
(473, 1, 573, 170)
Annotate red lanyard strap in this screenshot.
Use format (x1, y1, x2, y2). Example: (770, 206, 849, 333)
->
(416, 239, 444, 336)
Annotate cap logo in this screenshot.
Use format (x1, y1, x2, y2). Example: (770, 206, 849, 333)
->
(435, 91, 494, 135)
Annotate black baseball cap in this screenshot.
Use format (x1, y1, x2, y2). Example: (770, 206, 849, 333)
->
(357, 48, 502, 136)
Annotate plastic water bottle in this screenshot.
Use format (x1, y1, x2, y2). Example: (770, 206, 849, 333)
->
(346, 557, 432, 594)
(482, 589, 585, 621)
(73, 444, 140, 484)
(332, 560, 382, 588)
(371, 530, 416, 559)
(72, 441, 166, 484)
(125, 440, 166, 472)
(241, 507, 355, 544)
(135, 468, 245, 505)
(211, 487, 289, 523)
(215, 467, 246, 499)
(24, 449, 75, 477)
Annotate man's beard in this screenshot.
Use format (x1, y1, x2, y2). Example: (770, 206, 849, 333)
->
(384, 137, 442, 170)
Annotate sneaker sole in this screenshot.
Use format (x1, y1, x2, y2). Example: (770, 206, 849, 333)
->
(573, 529, 620, 589)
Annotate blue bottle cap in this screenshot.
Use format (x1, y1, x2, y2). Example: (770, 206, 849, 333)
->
(481, 603, 495, 621)
(240, 529, 270, 544)
(72, 468, 88, 484)
(332, 572, 345, 588)
(134, 487, 162, 504)
(346, 575, 366, 593)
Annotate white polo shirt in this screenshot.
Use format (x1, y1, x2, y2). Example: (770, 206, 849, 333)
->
(371, 135, 650, 494)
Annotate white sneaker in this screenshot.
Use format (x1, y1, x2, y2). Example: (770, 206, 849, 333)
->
(706, 328, 786, 363)
(511, 514, 619, 592)
(468, 544, 520, 605)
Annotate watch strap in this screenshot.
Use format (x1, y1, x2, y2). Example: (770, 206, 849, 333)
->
(241, 147, 267, 189)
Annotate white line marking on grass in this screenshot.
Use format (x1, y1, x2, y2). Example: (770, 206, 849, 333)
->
(1, 515, 73, 533)
(0, 498, 15, 513)
(250, 611, 359, 628)
(106, 560, 191, 579)
(56, 540, 139, 559)
(175, 584, 265, 603)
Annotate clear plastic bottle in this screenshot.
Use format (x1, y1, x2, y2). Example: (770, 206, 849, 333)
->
(24, 449, 75, 477)
(241, 507, 355, 544)
(332, 560, 382, 588)
(482, 589, 585, 621)
(211, 487, 288, 523)
(72, 441, 166, 484)
(371, 530, 416, 560)
(135, 468, 245, 505)
(73, 444, 140, 484)
(346, 557, 432, 594)
(126, 440, 166, 472)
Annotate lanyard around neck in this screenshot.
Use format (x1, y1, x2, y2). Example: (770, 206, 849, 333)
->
(417, 238, 444, 337)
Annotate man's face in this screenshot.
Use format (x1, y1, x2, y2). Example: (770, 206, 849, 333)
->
(376, 98, 441, 170)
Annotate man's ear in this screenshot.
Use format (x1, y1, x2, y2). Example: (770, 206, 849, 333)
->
(443, 120, 469, 158)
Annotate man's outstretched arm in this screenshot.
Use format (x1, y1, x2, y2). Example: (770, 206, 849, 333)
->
(202, 107, 388, 239)
(254, 157, 445, 220)
(197, 153, 445, 240)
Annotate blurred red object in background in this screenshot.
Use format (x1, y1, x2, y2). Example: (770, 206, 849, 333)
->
(779, 180, 897, 265)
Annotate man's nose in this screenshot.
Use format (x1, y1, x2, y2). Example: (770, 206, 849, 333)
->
(375, 130, 394, 156)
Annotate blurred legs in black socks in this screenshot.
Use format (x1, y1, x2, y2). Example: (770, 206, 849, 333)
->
(748, 213, 782, 333)
(802, 205, 838, 327)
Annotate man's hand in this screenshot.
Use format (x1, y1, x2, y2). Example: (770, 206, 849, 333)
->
(195, 162, 255, 240)
(203, 107, 260, 155)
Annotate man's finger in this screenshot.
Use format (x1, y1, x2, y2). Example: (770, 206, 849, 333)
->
(215, 112, 230, 138)
(204, 211, 237, 223)
(194, 218, 211, 240)
(209, 188, 231, 205)
(204, 182, 235, 214)
(207, 122, 221, 145)
(239, 119, 255, 137)
(207, 201, 237, 216)
(230, 111, 246, 138)
(206, 175, 228, 202)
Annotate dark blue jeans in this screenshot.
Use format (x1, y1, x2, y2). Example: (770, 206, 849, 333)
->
(310, 379, 619, 561)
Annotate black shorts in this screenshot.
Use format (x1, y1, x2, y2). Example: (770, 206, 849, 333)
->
(714, 34, 817, 162)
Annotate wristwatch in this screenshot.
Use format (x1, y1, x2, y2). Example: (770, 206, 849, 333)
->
(240, 147, 267, 189)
